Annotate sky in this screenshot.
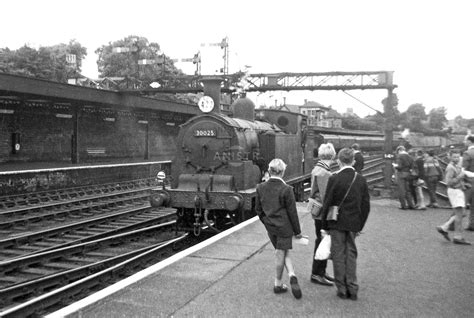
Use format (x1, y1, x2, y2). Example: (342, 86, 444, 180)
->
(2, 0, 473, 119)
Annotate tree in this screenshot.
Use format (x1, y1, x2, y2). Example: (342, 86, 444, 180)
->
(466, 118, 474, 131)
(95, 35, 184, 89)
(381, 94, 402, 131)
(365, 112, 385, 128)
(428, 107, 447, 130)
(0, 40, 87, 82)
(402, 103, 427, 132)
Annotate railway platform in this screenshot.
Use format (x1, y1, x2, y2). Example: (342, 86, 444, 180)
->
(47, 199, 474, 318)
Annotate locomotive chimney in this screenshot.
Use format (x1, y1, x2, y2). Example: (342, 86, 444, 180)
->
(201, 76, 223, 114)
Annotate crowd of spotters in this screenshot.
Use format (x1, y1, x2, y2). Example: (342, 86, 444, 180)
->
(254, 136, 474, 302)
(256, 145, 370, 301)
(394, 134, 474, 245)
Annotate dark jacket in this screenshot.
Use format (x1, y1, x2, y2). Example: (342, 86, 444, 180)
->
(415, 156, 425, 179)
(321, 167, 370, 232)
(353, 151, 364, 173)
(396, 152, 415, 178)
(256, 178, 301, 237)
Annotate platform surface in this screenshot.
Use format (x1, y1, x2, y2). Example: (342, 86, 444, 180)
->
(49, 199, 474, 318)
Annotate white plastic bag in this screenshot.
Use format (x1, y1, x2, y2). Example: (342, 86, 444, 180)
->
(315, 234, 331, 260)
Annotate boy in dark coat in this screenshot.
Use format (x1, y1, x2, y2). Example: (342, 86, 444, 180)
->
(321, 148, 370, 300)
(256, 158, 303, 299)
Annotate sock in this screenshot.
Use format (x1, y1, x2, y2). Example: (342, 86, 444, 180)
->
(275, 278, 282, 286)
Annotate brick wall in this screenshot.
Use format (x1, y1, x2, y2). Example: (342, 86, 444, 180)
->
(0, 101, 192, 164)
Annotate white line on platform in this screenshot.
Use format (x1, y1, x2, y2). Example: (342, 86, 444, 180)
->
(45, 216, 259, 318)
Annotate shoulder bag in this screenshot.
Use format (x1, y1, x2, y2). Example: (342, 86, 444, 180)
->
(326, 172, 357, 221)
(307, 197, 323, 218)
(307, 163, 330, 219)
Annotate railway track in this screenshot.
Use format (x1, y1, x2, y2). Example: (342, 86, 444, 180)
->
(0, 178, 157, 211)
(0, 179, 158, 238)
(0, 221, 187, 317)
(0, 207, 177, 261)
(0, 178, 191, 316)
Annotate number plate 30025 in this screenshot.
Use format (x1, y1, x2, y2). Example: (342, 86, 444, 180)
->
(194, 129, 216, 137)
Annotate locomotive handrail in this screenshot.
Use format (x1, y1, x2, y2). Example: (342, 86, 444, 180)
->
(285, 173, 312, 185)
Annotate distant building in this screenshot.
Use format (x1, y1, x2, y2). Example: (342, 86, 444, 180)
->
(343, 107, 359, 118)
(278, 104, 300, 113)
(298, 100, 342, 128)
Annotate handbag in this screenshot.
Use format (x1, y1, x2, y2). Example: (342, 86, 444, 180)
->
(315, 234, 331, 260)
(307, 197, 323, 218)
(326, 172, 357, 222)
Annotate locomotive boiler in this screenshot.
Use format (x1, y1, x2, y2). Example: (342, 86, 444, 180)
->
(150, 95, 314, 235)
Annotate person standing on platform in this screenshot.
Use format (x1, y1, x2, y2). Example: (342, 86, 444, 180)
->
(408, 149, 419, 207)
(394, 146, 416, 210)
(462, 135, 474, 231)
(424, 150, 442, 208)
(321, 148, 370, 301)
(309, 143, 336, 286)
(351, 143, 364, 173)
(436, 150, 471, 245)
(414, 149, 427, 210)
(256, 158, 303, 299)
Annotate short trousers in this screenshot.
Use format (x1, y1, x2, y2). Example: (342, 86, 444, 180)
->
(447, 188, 465, 208)
(268, 232, 292, 250)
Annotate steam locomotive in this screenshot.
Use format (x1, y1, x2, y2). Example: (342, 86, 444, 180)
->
(150, 95, 315, 235)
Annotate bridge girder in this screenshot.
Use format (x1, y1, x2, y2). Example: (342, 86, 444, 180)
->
(122, 71, 396, 95)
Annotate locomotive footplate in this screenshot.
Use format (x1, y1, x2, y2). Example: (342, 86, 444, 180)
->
(150, 188, 255, 212)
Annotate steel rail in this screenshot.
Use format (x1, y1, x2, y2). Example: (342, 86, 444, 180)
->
(0, 220, 177, 285)
(0, 207, 176, 260)
(0, 189, 152, 231)
(0, 233, 188, 317)
(0, 178, 157, 215)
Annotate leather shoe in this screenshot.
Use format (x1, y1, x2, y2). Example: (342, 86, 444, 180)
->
(324, 273, 334, 282)
(337, 291, 348, 299)
(311, 275, 333, 286)
(453, 238, 471, 245)
(347, 291, 358, 301)
(273, 284, 288, 294)
(436, 226, 450, 241)
(290, 276, 302, 299)
(465, 227, 474, 231)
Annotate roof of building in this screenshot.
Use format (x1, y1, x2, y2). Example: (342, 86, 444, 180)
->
(300, 100, 328, 109)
